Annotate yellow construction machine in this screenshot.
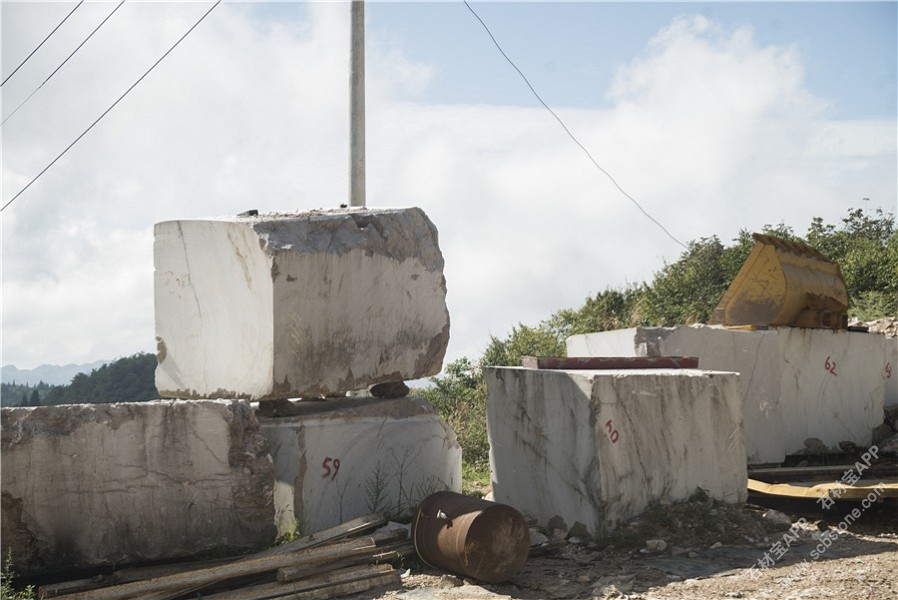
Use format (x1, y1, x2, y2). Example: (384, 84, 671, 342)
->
(709, 233, 848, 330)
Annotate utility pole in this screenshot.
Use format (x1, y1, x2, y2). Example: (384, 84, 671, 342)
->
(349, 0, 366, 207)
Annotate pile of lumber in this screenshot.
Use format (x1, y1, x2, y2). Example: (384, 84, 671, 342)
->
(41, 513, 412, 600)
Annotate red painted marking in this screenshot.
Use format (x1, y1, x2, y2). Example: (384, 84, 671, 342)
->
(825, 356, 837, 376)
(605, 419, 620, 444)
(322, 456, 340, 481)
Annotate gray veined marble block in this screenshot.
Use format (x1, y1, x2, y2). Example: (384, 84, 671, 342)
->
(154, 207, 450, 400)
(484, 367, 747, 539)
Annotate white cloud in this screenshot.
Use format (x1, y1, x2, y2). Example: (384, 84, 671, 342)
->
(2, 5, 894, 371)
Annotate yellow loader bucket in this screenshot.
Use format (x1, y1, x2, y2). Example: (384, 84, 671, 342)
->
(709, 233, 848, 330)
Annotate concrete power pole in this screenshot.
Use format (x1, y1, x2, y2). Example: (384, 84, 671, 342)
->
(349, 0, 366, 207)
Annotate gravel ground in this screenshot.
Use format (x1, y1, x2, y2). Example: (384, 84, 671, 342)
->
(361, 499, 898, 600)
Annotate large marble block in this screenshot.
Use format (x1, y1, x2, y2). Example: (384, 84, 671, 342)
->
(567, 326, 887, 463)
(0, 400, 275, 575)
(155, 207, 450, 400)
(260, 396, 461, 536)
(484, 367, 746, 538)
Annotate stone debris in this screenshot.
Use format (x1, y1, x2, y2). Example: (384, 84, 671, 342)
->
(802, 437, 830, 454)
(761, 509, 793, 529)
(873, 422, 893, 444)
(866, 316, 898, 337)
(879, 432, 898, 454)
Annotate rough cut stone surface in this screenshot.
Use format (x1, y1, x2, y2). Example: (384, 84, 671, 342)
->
(155, 207, 450, 400)
(567, 326, 886, 464)
(484, 367, 746, 539)
(0, 400, 275, 575)
(260, 396, 461, 536)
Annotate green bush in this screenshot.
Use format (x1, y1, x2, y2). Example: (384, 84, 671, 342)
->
(1, 554, 35, 600)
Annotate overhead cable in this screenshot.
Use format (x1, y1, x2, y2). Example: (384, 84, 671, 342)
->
(2, 1, 85, 87)
(462, 1, 687, 250)
(1, 0, 221, 213)
(2, 1, 126, 126)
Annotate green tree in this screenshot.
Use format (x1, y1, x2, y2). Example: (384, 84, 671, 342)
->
(420, 358, 490, 479)
(43, 353, 158, 405)
(482, 324, 564, 368)
(806, 207, 897, 319)
(545, 286, 646, 340)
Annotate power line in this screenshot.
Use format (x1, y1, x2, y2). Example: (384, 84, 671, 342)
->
(462, 1, 687, 250)
(1, 1, 221, 213)
(2, 1, 126, 126)
(1, 1, 85, 87)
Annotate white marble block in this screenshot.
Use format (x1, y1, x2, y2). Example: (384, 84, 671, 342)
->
(484, 367, 746, 538)
(0, 400, 275, 575)
(567, 326, 887, 463)
(154, 207, 450, 400)
(260, 396, 462, 536)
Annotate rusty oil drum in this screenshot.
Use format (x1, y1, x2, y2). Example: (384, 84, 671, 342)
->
(412, 491, 530, 583)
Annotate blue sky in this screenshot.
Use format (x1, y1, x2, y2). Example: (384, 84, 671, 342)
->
(268, 1, 898, 118)
(2, 1, 896, 372)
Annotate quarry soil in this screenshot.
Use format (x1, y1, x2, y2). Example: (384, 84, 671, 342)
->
(363, 499, 898, 600)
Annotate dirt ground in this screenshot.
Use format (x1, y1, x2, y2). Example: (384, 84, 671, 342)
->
(363, 497, 898, 600)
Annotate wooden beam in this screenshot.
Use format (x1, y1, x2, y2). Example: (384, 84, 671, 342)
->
(53, 528, 385, 600)
(279, 570, 400, 600)
(201, 564, 395, 600)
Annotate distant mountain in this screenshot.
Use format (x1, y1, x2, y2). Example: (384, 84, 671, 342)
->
(1, 360, 111, 386)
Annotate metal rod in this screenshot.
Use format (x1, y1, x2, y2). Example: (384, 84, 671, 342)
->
(349, 0, 366, 207)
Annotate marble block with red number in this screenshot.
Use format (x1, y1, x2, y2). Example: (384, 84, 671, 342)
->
(484, 366, 746, 539)
(567, 325, 888, 463)
(258, 395, 461, 535)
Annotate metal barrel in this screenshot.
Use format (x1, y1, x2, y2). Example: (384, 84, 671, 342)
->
(412, 491, 530, 583)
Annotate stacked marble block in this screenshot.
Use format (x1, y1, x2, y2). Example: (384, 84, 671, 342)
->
(155, 207, 461, 538)
(485, 366, 747, 539)
(567, 325, 889, 464)
(0, 208, 461, 576)
(1, 401, 275, 573)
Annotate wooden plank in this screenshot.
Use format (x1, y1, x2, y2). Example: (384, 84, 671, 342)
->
(254, 513, 386, 558)
(521, 356, 699, 370)
(54, 535, 380, 600)
(52, 513, 386, 600)
(41, 558, 234, 597)
(277, 570, 401, 600)
(276, 542, 414, 581)
(41, 575, 117, 598)
(277, 541, 379, 582)
(201, 564, 395, 600)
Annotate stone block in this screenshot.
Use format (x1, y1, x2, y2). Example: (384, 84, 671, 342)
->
(154, 207, 450, 400)
(0, 400, 275, 575)
(567, 326, 886, 463)
(260, 396, 461, 536)
(484, 367, 746, 538)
